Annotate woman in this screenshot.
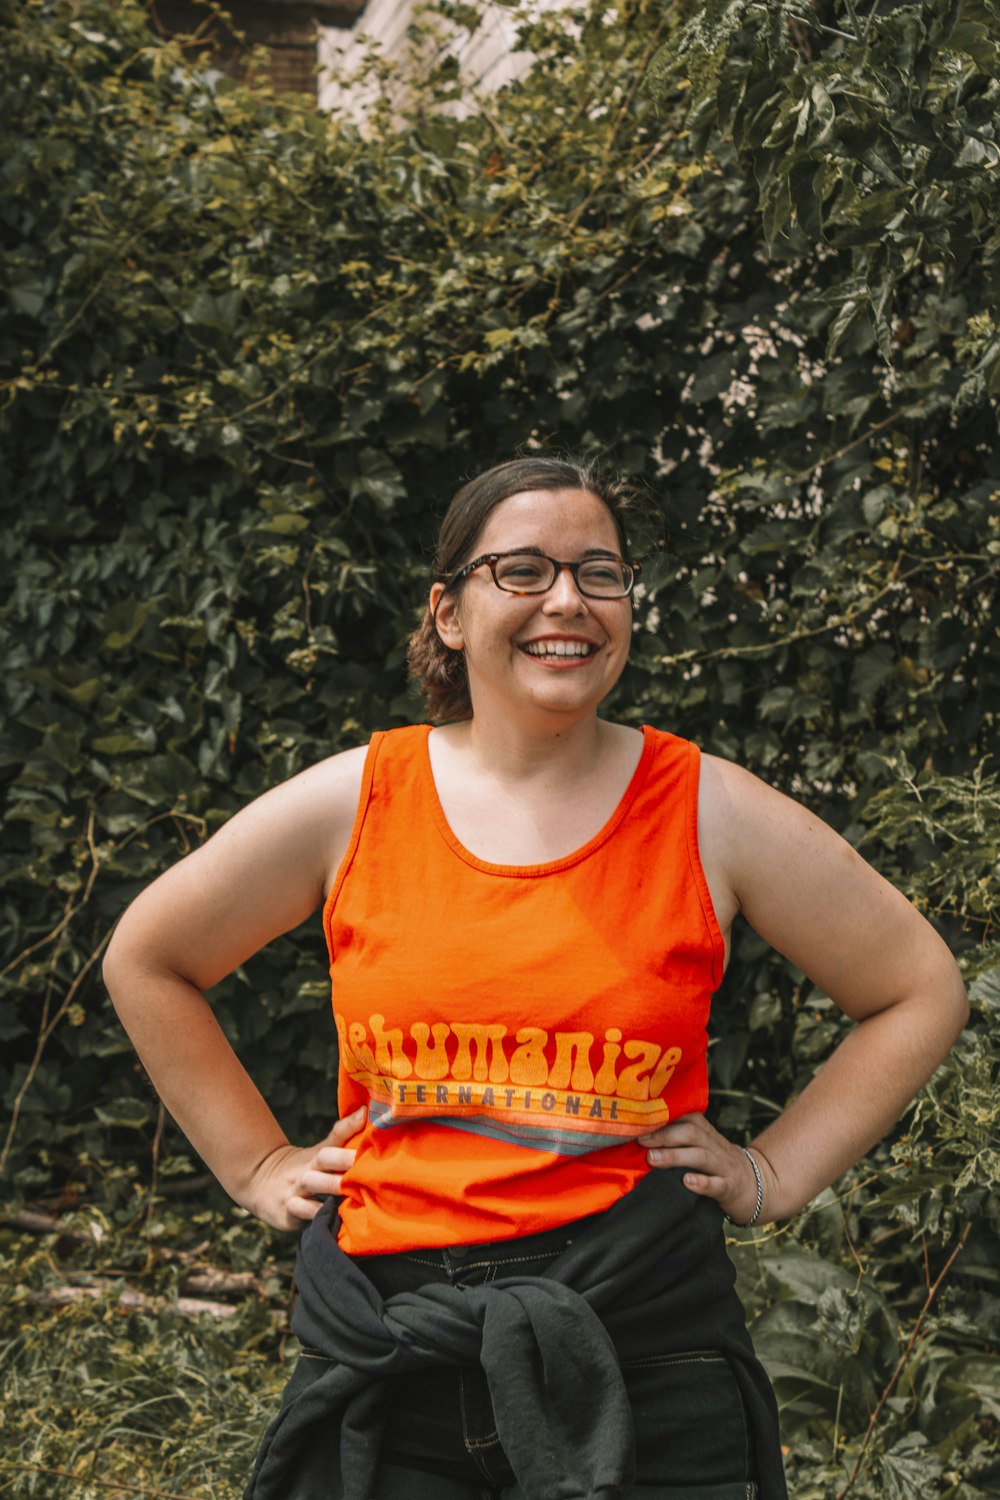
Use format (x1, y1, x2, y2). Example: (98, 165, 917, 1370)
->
(103, 456, 967, 1500)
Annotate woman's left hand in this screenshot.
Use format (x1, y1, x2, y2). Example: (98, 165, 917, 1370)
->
(637, 1113, 770, 1226)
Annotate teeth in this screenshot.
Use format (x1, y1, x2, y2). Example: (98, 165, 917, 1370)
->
(523, 641, 594, 658)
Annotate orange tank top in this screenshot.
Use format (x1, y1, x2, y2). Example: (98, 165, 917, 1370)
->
(323, 724, 725, 1255)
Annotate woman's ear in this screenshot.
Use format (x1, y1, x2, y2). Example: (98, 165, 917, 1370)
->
(430, 584, 465, 652)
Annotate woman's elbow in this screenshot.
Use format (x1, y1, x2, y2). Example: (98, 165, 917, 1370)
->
(945, 958, 971, 1037)
(920, 940, 970, 1046)
(102, 902, 157, 1011)
(102, 914, 134, 1010)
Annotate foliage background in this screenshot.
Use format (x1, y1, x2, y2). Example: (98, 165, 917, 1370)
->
(1, 0, 998, 1494)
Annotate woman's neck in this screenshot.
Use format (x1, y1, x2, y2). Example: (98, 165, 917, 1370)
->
(438, 705, 641, 794)
(427, 712, 645, 866)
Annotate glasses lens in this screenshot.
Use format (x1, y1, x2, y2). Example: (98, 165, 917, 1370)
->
(494, 554, 556, 592)
(577, 560, 632, 597)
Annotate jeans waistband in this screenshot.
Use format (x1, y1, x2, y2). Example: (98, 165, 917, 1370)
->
(360, 1206, 608, 1270)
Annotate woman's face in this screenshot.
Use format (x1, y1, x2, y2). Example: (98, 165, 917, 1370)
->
(431, 487, 632, 724)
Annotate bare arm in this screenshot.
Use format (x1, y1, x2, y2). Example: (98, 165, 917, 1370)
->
(639, 755, 969, 1224)
(102, 746, 368, 1230)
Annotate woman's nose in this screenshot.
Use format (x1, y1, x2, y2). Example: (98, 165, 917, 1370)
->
(541, 565, 588, 613)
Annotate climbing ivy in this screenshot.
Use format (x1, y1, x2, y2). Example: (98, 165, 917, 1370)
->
(1, 0, 997, 1494)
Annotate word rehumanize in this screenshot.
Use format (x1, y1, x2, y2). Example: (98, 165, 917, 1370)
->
(335, 1012, 684, 1148)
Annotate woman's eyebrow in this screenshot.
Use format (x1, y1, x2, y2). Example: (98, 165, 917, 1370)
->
(504, 545, 620, 558)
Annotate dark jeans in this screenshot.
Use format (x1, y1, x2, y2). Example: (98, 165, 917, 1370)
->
(283, 1214, 758, 1499)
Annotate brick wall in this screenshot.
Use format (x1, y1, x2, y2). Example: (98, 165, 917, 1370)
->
(152, 0, 367, 96)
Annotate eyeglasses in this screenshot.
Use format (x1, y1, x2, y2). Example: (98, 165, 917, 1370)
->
(441, 551, 642, 600)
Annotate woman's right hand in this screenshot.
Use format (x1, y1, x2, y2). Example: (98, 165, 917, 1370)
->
(245, 1106, 367, 1231)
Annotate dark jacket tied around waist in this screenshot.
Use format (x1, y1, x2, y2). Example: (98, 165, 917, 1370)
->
(244, 1168, 787, 1500)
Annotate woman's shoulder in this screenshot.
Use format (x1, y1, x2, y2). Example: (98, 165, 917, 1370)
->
(188, 741, 374, 904)
(696, 752, 805, 879)
(105, 742, 376, 988)
(298, 740, 370, 797)
(263, 733, 370, 807)
(278, 741, 371, 864)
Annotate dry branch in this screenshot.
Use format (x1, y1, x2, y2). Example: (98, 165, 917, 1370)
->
(7, 1208, 96, 1242)
(27, 1281, 281, 1323)
(6, 1210, 275, 1298)
(179, 1268, 270, 1298)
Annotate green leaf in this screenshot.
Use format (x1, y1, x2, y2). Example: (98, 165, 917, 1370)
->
(939, 1354, 1000, 1406)
(861, 484, 894, 526)
(256, 513, 311, 535)
(948, 18, 1000, 72)
(9, 284, 47, 317)
(91, 733, 152, 754)
(968, 965, 1000, 1013)
(827, 297, 867, 355)
(790, 161, 824, 238)
(880, 1434, 944, 1500)
(102, 600, 156, 650)
(94, 1099, 155, 1130)
(851, 644, 896, 703)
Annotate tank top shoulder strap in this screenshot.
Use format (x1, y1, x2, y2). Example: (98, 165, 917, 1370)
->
(629, 726, 697, 824)
(631, 728, 720, 986)
(322, 726, 434, 944)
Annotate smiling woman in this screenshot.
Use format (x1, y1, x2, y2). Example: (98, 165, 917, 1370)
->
(407, 456, 636, 724)
(427, 485, 634, 744)
(102, 454, 968, 1500)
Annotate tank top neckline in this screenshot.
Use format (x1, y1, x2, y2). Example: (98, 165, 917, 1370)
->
(419, 722, 657, 877)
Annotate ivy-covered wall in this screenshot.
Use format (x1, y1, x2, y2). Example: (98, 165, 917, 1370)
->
(2, 1, 998, 1494)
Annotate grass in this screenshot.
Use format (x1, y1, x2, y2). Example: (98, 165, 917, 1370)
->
(3, 1150, 998, 1500)
(0, 1168, 295, 1500)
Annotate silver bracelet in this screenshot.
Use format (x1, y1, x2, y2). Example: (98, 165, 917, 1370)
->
(725, 1148, 764, 1227)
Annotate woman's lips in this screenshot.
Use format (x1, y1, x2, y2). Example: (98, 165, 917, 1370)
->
(519, 638, 601, 664)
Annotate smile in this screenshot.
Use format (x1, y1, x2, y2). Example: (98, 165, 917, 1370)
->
(520, 641, 597, 659)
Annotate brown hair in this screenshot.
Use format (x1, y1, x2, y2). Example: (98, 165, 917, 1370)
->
(407, 456, 634, 722)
